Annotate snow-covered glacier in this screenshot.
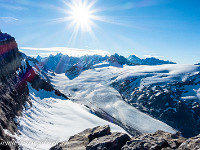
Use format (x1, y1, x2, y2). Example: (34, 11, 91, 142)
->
(110, 64, 200, 138)
(51, 63, 178, 135)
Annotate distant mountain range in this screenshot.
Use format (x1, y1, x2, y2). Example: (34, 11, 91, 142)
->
(35, 53, 175, 74)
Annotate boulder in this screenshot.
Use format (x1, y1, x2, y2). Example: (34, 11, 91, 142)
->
(153, 131, 185, 149)
(86, 132, 130, 150)
(121, 130, 185, 150)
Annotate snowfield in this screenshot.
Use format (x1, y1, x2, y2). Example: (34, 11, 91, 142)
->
(15, 84, 126, 150)
(51, 64, 191, 135)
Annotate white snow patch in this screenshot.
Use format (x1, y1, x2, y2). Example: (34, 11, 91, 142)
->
(15, 84, 126, 150)
(181, 96, 198, 100)
(21, 59, 27, 73)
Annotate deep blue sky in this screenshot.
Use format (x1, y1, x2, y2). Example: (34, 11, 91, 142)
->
(0, 0, 200, 64)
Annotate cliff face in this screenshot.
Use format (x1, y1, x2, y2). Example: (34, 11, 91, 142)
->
(0, 33, 21, 77)
(0, 31, 30, 149)
(0, 31, 69, 149)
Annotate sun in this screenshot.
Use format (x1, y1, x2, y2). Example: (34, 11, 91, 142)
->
(66, 0, 96, 32)
(59, 0, 106, 44)
(71, 4, 92, 30)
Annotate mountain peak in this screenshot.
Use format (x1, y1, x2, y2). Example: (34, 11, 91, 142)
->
(55, 52, 63, 57)
(36, 55, 42, 61)
(127, 54, 176, 65)
(128, 54, 141, 60)
(0, 31, 12, 42)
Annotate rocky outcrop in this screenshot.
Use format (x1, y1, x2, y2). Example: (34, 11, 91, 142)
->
(65, 62, 93, 80)
(50, 125, 200, 150)
(50, 125, 112, 150)
(178, 134, 200, 150)
(19, 56, 68, 99)
(87, 132, 130, 150)
(122, 130, 185, 150)
(50, 125, 130, 150)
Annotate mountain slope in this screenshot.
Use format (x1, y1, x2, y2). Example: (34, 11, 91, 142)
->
(15, 84, 126, 150)
(0, 31, 72, 149)
(110, 64, 200, 137)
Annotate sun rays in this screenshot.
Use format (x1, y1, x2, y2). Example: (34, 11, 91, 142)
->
(67, 0, 94, 32)
(45, 0, 144, 49)
(56, 0, 103, 46)
(63, 0, 100, 32)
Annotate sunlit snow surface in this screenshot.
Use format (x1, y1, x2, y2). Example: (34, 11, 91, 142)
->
(51, 64, 194, 135)
(15, 84, 126, 150)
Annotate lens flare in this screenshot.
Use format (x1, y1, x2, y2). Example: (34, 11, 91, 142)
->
(65, 0, 97, 32)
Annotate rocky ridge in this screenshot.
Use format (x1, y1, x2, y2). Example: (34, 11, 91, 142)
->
(50, 125, 200, 150)
(0, 30, 27, 150)
(0, 31, 68, 149)
(128, 55, 175, 65)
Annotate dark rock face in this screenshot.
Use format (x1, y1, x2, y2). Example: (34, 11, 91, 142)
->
(108, 53, 133, 67)
(0, 31, 68, 149)
(50, 125, 111, 150)
(65, 62, 93, 80)
(122, 130, 185, 150)
(0, 32, 26, 149)
(86, 132, 130, 150)
(19, 56, 68, 99)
